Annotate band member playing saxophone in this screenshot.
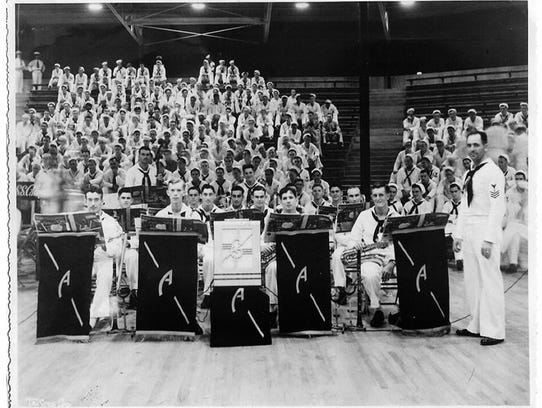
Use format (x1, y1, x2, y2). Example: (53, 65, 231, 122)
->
(330, 184, 398, 328)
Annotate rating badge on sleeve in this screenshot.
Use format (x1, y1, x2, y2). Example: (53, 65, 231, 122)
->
(490, 184, 500, 199)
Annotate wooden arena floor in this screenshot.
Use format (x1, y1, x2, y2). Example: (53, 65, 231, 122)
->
(15, 261, 529, 406)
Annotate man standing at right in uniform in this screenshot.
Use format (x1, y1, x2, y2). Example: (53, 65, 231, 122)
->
(453, 131, 506, 346)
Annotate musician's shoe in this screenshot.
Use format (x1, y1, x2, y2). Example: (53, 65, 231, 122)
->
(456, 260, 463, 271)
(370, 310, 385, 328)
(200, 295, 211, 309)
(331, 287, 347, 305)
(508, 263, 518, 274)
(455, 328, 480, 337)
(480, 337, 504, 346)
(388, 311, 401, 327)
(127, 290, 138, 310)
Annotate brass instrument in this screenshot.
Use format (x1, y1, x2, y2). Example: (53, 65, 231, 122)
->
(261, 243, 276, 271)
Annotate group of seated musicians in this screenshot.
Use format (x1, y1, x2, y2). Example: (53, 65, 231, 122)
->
(84, 177, 403, 331)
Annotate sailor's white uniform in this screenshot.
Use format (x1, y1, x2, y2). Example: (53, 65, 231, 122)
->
(454, 157, 506, 339)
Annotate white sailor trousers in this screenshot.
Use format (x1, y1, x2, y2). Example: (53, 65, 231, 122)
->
(462, 221, 505, 339)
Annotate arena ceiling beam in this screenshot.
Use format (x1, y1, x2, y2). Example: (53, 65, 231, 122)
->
(130, 17, 264, 26)
(106, 4, 143, 46)
(140, 25, 258, 47)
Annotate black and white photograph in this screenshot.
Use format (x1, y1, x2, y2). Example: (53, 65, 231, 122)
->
(3, 0, 541, 406)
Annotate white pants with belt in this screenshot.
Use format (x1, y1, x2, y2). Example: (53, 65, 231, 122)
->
(462, 222, 505, 339)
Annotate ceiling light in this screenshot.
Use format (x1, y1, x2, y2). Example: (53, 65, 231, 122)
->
(192, 3, 206, 10)
(295, 2, 310, 10)
(88, 3, 103, 12)
(401, 1, 416, 6)
(416, 72, 423, 76)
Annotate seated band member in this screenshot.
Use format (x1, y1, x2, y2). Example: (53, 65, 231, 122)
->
(330, 184, 397, 327)
(85, 186, 124, 328)
(263, 186, 301, 326)
(155, 180, 214, 311)
(442, 182, 464, 271)
(117, 187, 140, 308)
(196, 184, 223, 309)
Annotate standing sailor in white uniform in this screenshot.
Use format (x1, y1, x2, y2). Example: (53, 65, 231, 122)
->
(453, 131, 506, 346)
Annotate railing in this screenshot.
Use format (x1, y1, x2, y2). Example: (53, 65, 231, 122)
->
(268, 76, 358, 90)
(405, 65, 527, 87)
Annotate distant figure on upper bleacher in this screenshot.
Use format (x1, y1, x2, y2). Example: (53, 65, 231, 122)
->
(74, 67, 88, 92)
(227, 60, 240, 85)
(445, 108, 462, 135)
(322, 99, 339, 124)
(48, 63, 63, 89)
(28, 51, 45, 90)
(514, 102, 528, 128)
(99, 61, 112, 84)
(426, 109, 445, 140)
(15, 50, 26, 93)
(113, 59, 126, 83)
(402, 108, 420, 143)
(152, 56, 167, 85)
(462, 108, 483, 137)
(493, 103, 514, 127)
(198, 59, 214, 89)
(136, 62, 150, 85)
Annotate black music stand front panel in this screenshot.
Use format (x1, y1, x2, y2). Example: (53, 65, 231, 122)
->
(137, 233, 198, 336)
(37, 233, 95, 340)
(392, 228, 450, 331)
(276, 231, 332, 334)
(210, 287, 271, 347)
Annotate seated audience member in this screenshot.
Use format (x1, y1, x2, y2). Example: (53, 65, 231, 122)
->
(462, 108, 484, 137)
(81, 158, 104, 191)
(387, 183, 403, 214)
(391, 140, 413, 181)
(102, 157, 126, 194)
(304, 184, 331, 215)
(396, 154, 420, 202)
(322, 113, 343, 146)
(445, 108, 462, 135)
(514, 102, 528, 128)
(419, 169, 437, 210)
(321, 99, 339, 124)
(493, 103, 514, 127)
(435, 166, 462, 212)
(433, 139, 451, 169)
(501, 171, 528, 273)
(403, 183, 433, 215)
(427, 110, 445, 140)
(307, 168, 330, 197)
(497, 153, 516, 191)
(330, 184, 397, 327)
(125, 146, 157, 188)
(442, 182, 464, 270)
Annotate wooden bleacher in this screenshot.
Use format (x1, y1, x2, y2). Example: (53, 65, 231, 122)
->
(270, 77, 360, 186)
(404, 66, 528, 124)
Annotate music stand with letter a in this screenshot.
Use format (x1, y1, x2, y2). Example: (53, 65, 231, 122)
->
(211, 220, 271, 347)
(385, 213, 451, 335)
(137, 218, 204, 339)
(267, 214, 333, 336)
(36, 232, 96, 342)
